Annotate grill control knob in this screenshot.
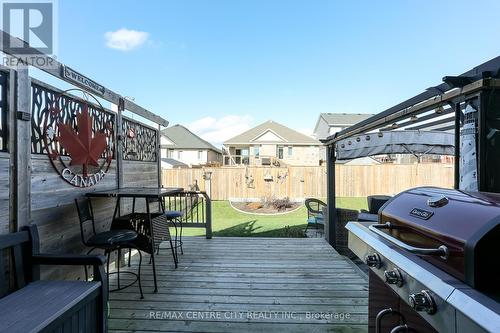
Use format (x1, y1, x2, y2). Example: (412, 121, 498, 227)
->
(384, 268, 404, 287)
(408, 290, 436, 315)
(364, 253, 381, 268)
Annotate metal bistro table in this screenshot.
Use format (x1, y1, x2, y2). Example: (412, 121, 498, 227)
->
(86, 187, 184, 292)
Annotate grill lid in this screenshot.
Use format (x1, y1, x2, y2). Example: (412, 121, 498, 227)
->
(377, 187, 500, 296)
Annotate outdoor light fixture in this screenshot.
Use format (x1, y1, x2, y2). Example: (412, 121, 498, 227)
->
(366, 135, 371, 141)
(378, 132, 383, 138)
(410, 115, 418, 122)
(356, 137, 361, 142)
(435, 106, 445, 114)
(390, 123, 398, 129)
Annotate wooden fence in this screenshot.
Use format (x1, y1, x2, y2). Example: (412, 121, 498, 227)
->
(162, 164, 454, 200)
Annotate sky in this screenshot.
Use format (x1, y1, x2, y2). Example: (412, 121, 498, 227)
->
(29, 0, 500, 145)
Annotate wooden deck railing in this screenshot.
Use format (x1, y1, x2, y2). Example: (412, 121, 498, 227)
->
(164, 191, 212, 239)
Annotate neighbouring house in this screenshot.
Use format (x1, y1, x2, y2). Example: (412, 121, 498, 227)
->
(160, 158, 189, 169)
(223, 120, 321, 166)
(161, 124, 222, 167)
(313, 113, 374, 163)
(313, 113, 374, 140)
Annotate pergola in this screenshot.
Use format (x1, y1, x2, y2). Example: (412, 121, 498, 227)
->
(322, 55, 500, 246)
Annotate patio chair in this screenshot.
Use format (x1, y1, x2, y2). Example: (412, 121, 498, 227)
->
(304, 198, 326, 232)
(334, 208, 358, 258)
(140, 197, 181, 267)
(75, 198, 144, 299)
(366, 195, 392, 214)
(358, 195, 391, 222)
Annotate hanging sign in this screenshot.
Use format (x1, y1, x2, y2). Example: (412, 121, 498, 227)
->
(62, 65, 106, 95)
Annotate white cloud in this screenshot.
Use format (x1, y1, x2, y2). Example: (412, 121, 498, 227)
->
(104, 28, 149, 51)
(186, 115, 253, 147)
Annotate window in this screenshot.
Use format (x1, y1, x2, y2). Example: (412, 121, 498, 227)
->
(254, 146, 260, 158)
(198, 150, 203, 160)
(167, 149, 174, 158)
(288, 146, 293, 157)
(177, 151, 183, 159)
(277, 146, 284, 159)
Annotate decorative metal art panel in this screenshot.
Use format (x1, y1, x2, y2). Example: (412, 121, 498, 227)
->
(122, 118, 157, 162)
(31, 83, 116, 187)
(31, 82, 115, 155)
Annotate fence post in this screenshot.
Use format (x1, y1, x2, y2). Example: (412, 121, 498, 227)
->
(203, 171, 212, 198)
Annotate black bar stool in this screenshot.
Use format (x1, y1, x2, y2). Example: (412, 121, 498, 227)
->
(75, 199, 144, 299)
(162, 211, 184, 256)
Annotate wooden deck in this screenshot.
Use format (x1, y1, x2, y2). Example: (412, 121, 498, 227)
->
(108, 237, 368, 333)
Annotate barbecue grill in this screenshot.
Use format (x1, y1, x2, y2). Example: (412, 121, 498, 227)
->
(347, 186, 500, 333)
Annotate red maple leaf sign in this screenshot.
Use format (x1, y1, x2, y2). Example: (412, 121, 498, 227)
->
(58, 106, 107, 177)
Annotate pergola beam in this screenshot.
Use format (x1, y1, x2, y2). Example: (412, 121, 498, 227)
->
(392, 108, 455, 130)
(323, 56, 500, 145)
(404, 116, 455, 131)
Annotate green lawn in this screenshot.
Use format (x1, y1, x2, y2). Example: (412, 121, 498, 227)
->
(179, 197, 367, 238)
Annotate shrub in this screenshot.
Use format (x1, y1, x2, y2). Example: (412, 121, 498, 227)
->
(271, 197, 292, 211)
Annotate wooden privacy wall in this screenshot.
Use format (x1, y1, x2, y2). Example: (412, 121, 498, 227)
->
(24, 78, 158, 279)
(162, 164, 454, 200)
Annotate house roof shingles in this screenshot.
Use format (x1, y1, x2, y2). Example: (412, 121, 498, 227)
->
(320, 113, 374, 126)
(224, 120, 320, 145)
(161, 125, 221, 152)
(161, 158, 188, 167)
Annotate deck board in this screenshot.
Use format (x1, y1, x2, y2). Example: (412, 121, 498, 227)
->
(108, 237, 368, 332)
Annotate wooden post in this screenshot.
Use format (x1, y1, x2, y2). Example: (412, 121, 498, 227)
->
(326, 144, 336, 247)
(454, 102, 460, 189)
(205, 193, 212, 239)
(116, 98, 124, 189)
(8, 69, 15, 233)
(115, 99, 125, 268)
(157, 124, 161, 188)
(12, 66, 31, 231)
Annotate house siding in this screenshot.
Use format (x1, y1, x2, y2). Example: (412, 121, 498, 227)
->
(161, 148, 221, 167)
(224, 144, 320, 166)
(314, 118, 331, 140)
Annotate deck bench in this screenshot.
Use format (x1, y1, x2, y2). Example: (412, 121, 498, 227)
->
(0, 225, 108, 333)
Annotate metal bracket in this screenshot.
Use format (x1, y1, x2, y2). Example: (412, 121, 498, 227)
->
(118, 97, 125, 112)
(16, 111, 30, 121)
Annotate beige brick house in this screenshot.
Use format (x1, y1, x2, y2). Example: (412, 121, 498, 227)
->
(223, 120, 321, 166)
